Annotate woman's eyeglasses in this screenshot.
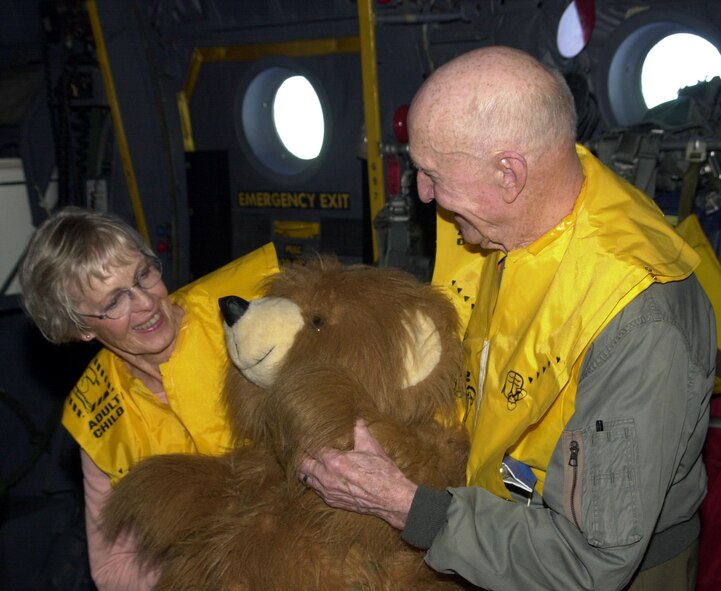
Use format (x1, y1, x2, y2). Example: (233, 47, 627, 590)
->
(77, 259, 163, 320)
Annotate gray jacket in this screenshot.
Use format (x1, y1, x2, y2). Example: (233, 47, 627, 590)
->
(402, 275, 716, 590)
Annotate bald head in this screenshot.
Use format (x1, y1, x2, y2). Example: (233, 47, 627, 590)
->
(407, 47, 585, 252)
(408, 46, 577, 162)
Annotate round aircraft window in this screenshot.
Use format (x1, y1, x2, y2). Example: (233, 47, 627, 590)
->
(273, 76, 324, 160)
(556, 0, 596, 59)
(235, 65, 328, 177)
(641, 33, 721, 108)
(599, 12, 721, 126)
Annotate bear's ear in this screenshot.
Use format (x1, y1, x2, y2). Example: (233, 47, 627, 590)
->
(401, 310, 442, 388)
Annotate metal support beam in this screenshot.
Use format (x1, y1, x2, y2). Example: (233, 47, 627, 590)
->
(177, 36, 361, 152)
(357, 0, 385, 263)
(85, 0, 150, 243)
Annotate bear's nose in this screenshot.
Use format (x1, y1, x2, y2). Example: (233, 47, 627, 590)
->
(219, 296, 250, 326)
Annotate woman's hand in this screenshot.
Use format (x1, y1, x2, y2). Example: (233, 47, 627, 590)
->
(298, 419, 418, 530)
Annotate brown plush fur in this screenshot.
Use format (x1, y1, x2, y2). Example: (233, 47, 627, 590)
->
(102, 258, 472, 590)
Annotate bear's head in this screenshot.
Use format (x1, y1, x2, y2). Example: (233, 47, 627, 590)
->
(219, 257, 464, 471)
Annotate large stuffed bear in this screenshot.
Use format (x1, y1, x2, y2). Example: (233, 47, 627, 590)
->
(102, 258, 472, 590)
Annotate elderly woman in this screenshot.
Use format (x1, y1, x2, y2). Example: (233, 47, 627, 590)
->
(19, 206, 278, 590)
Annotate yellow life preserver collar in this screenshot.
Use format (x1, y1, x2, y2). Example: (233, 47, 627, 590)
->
(434, 145, 698, 498)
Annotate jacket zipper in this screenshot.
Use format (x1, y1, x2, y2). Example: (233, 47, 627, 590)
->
(568, 440, 580, 529)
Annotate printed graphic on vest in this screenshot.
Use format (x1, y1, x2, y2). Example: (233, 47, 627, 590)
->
(526, 356, 562, 384)
(502, 370, 527, 410)
(68, 358, 125, 438)
(462, 369, 477, 424)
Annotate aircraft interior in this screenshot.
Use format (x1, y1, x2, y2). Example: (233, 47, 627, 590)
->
(1, 1, 720, 589)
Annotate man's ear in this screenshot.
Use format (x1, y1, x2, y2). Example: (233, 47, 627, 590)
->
(495, 152, 527, 203)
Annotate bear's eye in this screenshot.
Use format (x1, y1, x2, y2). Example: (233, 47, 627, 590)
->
(310, 315, 325, 331)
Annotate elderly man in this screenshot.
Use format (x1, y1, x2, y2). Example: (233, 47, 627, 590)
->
(301, 46, 716, 590)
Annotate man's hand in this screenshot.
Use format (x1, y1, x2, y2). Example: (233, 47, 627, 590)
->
(299, 419, 418, 530)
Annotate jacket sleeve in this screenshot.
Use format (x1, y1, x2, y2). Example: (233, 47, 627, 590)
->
(423, 278, 715, 590)
(82, 451, 161, 591)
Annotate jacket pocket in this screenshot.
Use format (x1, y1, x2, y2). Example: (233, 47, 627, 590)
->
(562, 431, 585, 532)
(563, 418, 642, 548)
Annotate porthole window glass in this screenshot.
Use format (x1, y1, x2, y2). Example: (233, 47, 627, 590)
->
(236, 65, 328, 177)
(603, 18, 721, 126)
(556, 0, 596, 59)
(641, 33, 721, 108)
(273, 76, 324, 160)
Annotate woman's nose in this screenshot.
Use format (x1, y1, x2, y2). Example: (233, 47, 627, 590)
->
(128, 285, 155, 310)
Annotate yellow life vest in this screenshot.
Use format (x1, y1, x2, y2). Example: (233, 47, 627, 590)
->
(62, 243, 279, 486)
(432, 145, 699, 499)
(675, 213, 721, 394)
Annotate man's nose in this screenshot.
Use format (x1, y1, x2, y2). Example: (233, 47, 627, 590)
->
(416, 172, 435, 203)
